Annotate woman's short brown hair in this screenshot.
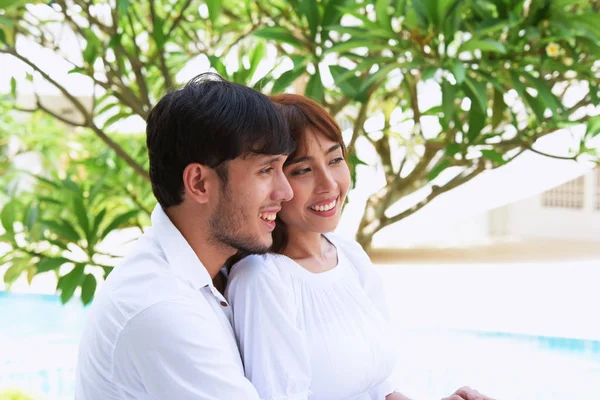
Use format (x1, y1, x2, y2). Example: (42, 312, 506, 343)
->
(270, 94, 347, 253)
(270, 94, 346, 166)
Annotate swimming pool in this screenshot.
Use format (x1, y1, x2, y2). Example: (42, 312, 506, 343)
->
(1, 290, 599, 399)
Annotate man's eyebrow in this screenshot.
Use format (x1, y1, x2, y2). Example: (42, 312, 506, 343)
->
(259, 156, 285, 166)
(287, 144, 342, 165)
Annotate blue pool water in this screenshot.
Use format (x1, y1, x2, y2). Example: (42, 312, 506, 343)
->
(1, 291, 600, 399)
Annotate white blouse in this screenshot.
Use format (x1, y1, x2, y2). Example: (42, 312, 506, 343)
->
(225, 233, 398, 400)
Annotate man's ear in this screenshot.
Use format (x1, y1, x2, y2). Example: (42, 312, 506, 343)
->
(182, 163, 218, 204)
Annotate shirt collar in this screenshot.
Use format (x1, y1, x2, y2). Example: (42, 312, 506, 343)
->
(150, 204, 213, 291)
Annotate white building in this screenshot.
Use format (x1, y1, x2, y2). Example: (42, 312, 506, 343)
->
(490, 166, 600, 241)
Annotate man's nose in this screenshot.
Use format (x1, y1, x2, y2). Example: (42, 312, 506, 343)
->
(271, 170, 293, 202)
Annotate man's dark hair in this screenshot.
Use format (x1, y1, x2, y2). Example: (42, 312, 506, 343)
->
(146, 73, 295, 208)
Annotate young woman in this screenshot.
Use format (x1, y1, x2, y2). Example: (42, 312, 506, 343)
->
(226, 94, 491, 400)
(225, 93, 405, 400)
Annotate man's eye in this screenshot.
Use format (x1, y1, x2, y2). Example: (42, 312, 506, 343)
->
(291, 168, 310, 176)
(260, 167, 274, 174)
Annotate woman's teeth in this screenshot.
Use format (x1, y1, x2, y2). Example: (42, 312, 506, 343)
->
(259, 212, 276, 221)
(310, 199, 337, 212)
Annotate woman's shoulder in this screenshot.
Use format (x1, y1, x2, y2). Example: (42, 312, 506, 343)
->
(325, 232, 370, 261)
(227, 253, 294, 290)
(225, 253, 297, 309)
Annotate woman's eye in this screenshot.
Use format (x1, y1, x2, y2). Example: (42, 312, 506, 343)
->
(330, 157, 344, 164)
(291, 168, 310, 176)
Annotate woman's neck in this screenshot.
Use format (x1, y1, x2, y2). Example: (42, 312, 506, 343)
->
(282, 228, 327, 261)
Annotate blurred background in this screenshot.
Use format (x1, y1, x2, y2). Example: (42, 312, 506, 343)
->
(1, 0, 600, 399)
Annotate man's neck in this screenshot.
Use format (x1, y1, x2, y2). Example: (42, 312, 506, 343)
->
(165, 207, 235, 279)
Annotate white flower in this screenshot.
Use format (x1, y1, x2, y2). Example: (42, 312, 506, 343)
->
(546, 42, 560, 58)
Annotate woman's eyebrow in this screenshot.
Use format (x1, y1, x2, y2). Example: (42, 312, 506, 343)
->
(288, 144, 341, 165)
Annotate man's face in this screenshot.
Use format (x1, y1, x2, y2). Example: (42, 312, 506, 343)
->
(208, 154, 293, 254)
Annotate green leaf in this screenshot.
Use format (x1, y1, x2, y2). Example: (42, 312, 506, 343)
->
(460, 39, 507, 54)
(321, 0, 349, 40)
(300, 0, 320, 39)
(3, 260, 27, 285)
(328, 39, 387, 54)
(509, 71, 545, 121)
(0, 0, 28, 9)
(523, 74, 564, 116)
(348, 151, 368, 188)
(152, 15, 167, 48)
(42, 219, 81, 243)
(248, 41, 266, 81)
(462, 76, 487, 113)
(467, 97, 486, 141)
(100, 209, 141, 240)
(428, 159, 451, 181)
(0, 14, 13, 28)
(445, 143, 461, 157)
(34, 175, 60, 189)
(89, 208, 107, 247)
(23, 201, 39, 231)
(436, 0, 460, 28)
(72, 194, 90, 243)
(480, 149, 506, 165)
(206, 0, 223, 24)
(491, 88, 506, 129)
(253, 27, 305, 50)
(96, 101, 119, 116)
(68, 67, 88, 75)
(422, 66, 437, 81)
(376, 0, 393, 32)
(59, 263, 85, 304)
(358, 63, 399, 96)
(61, 178, 80, 193)
(81, 273, 97, 305)
(272, 67, 305, 94)
(208, 55, 228, 77)
(441, 79, 456, 129)
(116, 0, 130, 15)
(108, 33, 122, 50)
(82, 30, 99, 65)
(10, 76, 16, 99)
(0, 28, 7, 45)
(36, 257, 70, 273)
(305, 70, 324, 103)
(450, 60, 466, 84)
(329, 65, 361, 100)
(1, 200, 15, 234)
(585, 116, 600, 139)
(103, 111, 131, 130)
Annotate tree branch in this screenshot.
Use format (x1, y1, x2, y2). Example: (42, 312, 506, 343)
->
(1, 48, 150, 182)
(524, 144, 579, 161)
(383, 162, 485, 228)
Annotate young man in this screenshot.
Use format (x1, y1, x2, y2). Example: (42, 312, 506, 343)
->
(75, 73, 294, 399)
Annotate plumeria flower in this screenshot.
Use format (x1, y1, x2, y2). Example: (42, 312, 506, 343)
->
(546, 42, 560, 58)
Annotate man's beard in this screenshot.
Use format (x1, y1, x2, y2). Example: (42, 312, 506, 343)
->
(208, 185, 271, 255)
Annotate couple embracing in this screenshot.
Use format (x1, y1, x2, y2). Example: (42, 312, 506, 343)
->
(75, 73, 492, 400)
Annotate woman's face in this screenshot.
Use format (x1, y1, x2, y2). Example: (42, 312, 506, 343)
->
(278, 129, 351, 234)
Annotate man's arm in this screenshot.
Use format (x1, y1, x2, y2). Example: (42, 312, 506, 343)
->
(114, 299, 261, 400)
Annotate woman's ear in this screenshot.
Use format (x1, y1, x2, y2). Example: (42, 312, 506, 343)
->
(182, 163, 217, 204)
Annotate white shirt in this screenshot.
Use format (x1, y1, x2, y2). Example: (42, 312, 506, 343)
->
(226, 233, 398, 400)
(75, 205, 260, 400)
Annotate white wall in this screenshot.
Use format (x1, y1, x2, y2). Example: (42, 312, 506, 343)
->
(506, 169, 600, 241)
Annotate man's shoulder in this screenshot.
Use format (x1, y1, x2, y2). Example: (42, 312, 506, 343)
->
(90, 232, 202, 329)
